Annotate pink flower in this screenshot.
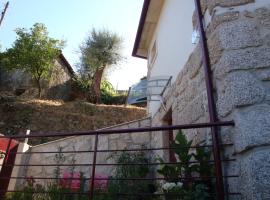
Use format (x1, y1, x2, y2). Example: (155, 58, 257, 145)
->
(60, 171, 81, 191)
(92, 173, 108, 190)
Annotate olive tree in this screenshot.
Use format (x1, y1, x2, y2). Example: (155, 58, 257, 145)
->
(79, 28, 123, 103)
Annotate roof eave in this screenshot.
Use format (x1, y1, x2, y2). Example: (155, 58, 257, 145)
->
(132, 0, 151, 59)
(59, 53, 75, 76)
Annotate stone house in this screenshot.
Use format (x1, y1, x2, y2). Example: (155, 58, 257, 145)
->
(132, 0, 270, 199)
(0, 53, 75, 100)
(3, 0, 270, 199)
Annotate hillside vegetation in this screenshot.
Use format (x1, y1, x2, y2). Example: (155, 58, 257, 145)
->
(0, 93, 146, 144)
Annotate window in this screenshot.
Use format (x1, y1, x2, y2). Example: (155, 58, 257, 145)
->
(148, 40, 158, 70)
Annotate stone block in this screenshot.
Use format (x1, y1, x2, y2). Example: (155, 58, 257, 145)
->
(172, 109, 178, 125)
(174, 74, 189, 98)
(265, 86, 270, 104)
(122, 132, 132, 141)
(255, 7, 270, 29)
(175, 70, 184, 87)
(200, 0, 208, 14)
(188, 44, 202, 79)
(208, 31, 224, 65)
(233, 104, 270, 152)
(109, 133, 120, 140)
(98, 135, 108, 150)
(177, 93, 208, 124)
(109, 140, 118, 150)
(164, 88, 174, 109)
(207, 0, 255, 14)
(176, 88, 195, 113)
(150, 131, 164, 150)
(210, 20, 262, 53)
(244, 10, 256, 18)
(131, 132, 150, 145)
(239, 148, 270, 199)
(214, 47, 270, 78)
(176, 77, 204, 114)
(209, 11, 240, 32)
(116, 139, 128, 150)
(217, 72, 265, 117)
(78, 136, 93, 151)
(223, 159, 241, 193)
(264, 33, 270, 46)
(255, 68, 270, 81)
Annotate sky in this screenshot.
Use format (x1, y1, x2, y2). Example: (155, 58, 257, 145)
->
(0, 0, 147, 90)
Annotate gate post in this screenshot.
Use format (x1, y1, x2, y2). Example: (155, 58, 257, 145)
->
(0, 138, 19, 199)
(194, 0, 225, 199)
(89, 133, 99, 200)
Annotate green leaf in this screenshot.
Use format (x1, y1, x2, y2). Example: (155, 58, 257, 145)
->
(0, 23, 65, 98)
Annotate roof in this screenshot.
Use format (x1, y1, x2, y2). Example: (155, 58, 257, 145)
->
(132, 0, 164, 59)
(58, 53, 75, 76)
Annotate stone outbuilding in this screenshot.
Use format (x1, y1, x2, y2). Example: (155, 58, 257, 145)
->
(0, 53, 75, 100)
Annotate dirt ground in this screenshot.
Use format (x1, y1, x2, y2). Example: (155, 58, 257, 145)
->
(0, 94, 146, 144)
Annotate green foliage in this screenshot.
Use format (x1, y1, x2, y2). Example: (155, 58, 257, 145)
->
(78, 28, 123, 103)
(100, 79, 116, 104)
(93, 180, 119, 200)
(171, 132, 195, 178)
(5, 148, 87, 200)
(72, 76, 90, 93)
(0, 23, 65, 97)
(5, 182, 88, 200)
(157, 157, 178, 182)
(101, 80, 115, 96)
(100, 80, 126, 105)
(0, 151, 4, 159)
(193, 147, 213, 178)
(72, 76, 127, 105)
(98, 151, 157, 200)
(79, 28, 123, 72)
(157, 131, 214, 200)
(181, 184, 210, 200)
(5, 184, 35, 200)
(114, 151, 149, 179)
(157, 131, 213, 179)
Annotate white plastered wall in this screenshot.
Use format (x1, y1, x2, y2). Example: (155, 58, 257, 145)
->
(147, 0, 196, 116)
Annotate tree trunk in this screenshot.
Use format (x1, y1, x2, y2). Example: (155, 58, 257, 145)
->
(91, 67, 104, 103)
(38, 82, 42, 98)
(35, 77, 42, 99)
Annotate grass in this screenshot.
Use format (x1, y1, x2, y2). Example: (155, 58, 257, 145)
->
(0, 97, 146, 145)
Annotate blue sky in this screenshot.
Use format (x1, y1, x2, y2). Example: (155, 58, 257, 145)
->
(0, 0, 147, 90)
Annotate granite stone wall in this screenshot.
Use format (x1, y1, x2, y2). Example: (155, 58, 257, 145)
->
(151, 0, 270, 199)
(211, 2, 270, 199)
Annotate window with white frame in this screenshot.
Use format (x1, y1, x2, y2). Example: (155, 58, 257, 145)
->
(148, 40, 158, 71)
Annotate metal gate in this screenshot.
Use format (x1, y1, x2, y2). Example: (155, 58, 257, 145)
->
(0, 121, 240, 200)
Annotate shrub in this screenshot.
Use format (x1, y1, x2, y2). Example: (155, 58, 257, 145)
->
(100, 80, 127, 105)
(107, 151, 156, 200)
(71, 77, 127, 105)
(157, 130, 213, 200)
(92, 151, 158, 200)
